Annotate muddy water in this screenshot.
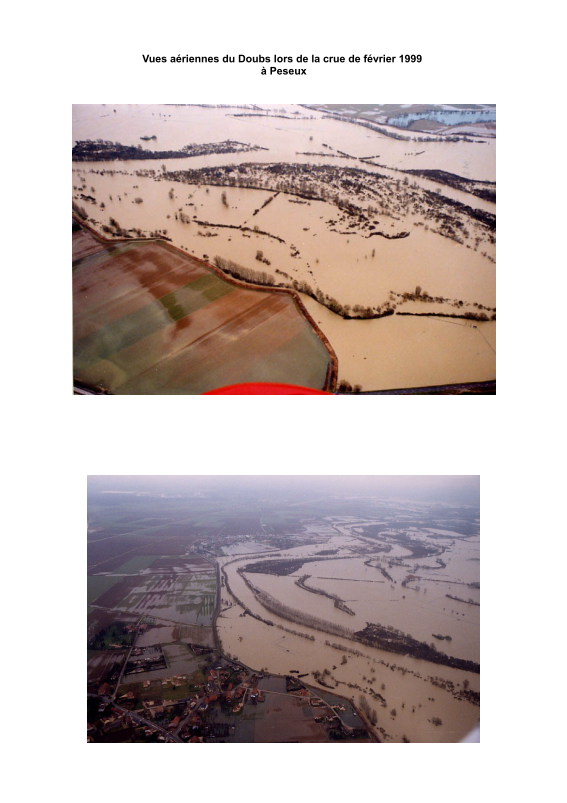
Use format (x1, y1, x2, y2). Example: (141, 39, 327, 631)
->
(72, 104, 495, 223)
(78, 152, 495, 216)
(74, 169, 496, 314)
(73, 104, 495, 390)
(301, 296, 496, 390)
(218, 554, 479, 743)
(254, 192, 495, 306)
(223, 540, 274, 555)
(72, 104, 495, 181)
(238, 549, 479, 664)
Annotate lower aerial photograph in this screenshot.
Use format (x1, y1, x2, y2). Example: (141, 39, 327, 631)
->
(87, 475, 480, 743)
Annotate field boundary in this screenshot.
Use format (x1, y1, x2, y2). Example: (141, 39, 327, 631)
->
(360, 380, 496, 395)
(73, 216, 338, 392)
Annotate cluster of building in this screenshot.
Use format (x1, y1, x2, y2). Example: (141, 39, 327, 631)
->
(160, 674, 187, 688)
(124, 623, 150, 634)
(125, 645, 167, 675)
(91, 654, 370, 742)
(87, 708, 164, 743)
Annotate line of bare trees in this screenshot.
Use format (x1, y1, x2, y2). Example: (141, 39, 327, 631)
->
(243, 574, 355, 640)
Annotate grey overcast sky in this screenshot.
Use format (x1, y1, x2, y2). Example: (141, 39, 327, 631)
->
(88, 475, 479, 504)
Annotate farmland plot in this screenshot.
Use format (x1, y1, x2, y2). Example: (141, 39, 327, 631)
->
(110, 572, 217, 625)
(73, 229, 334, 394)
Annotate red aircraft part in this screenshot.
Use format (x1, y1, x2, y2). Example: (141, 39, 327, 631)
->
(203, 383, 331, 395)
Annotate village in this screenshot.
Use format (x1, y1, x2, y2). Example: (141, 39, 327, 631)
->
(88, 650, 371, 743)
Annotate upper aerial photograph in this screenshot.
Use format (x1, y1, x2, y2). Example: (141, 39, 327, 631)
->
(72, 104, 496, 395)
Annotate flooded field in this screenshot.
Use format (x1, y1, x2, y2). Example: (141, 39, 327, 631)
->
(87, 649, 126, 685)
(387, 109, 496, 128)
(134, 622, 215, 648)
(301, 298, 495, 390)
(215, 500, 480, 742)
(222, 540, 274, 555)
(246, 544, 479, 663)
(116, 573, 215, 625)
(73, 104, 495, 391)
(119, 642, 204, 685)
(89, 570, 216, 625)
(87, 481, 479, 742)
(218, 598, 479, 743)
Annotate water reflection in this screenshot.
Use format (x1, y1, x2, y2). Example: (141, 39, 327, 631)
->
(389, 110, 496, 128)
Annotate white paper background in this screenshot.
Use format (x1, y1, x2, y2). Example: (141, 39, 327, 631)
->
(6, 0, 554, 797)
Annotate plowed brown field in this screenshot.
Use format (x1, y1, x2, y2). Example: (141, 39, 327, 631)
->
(73, 228, 335, 394)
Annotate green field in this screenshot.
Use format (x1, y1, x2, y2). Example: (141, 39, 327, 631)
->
(111, 556, 157, 574)
(87, 574, 124, 606)
(89, 622, 133, 650)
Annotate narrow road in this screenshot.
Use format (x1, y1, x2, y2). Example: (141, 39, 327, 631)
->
(88, 693, 182, 742)
(198, 550, 221, 652)
(111, 614, 146, 700)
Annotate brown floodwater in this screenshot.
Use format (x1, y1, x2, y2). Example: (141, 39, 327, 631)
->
(218, 585, 479, 743)
(301, 298, 496, 390)
(73, 104, 495, 390)
(72, 104, 495, 181)
(216, 517, 479, 743)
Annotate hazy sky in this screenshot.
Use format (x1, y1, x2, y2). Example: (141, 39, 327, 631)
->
(88, 475, 479, 504)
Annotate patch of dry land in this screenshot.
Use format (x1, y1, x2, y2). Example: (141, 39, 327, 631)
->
(73, 104, 496, 391)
